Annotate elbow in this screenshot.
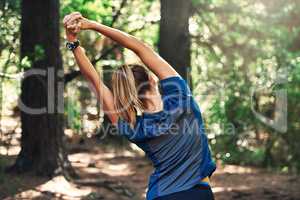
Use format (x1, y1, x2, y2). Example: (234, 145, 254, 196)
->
(135, 43, 153, 57)
(130, 36, 152, 55)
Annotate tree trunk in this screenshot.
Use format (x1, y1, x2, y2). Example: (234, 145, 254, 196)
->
(7, 0, 75, 177)
(159, 0, 192, 81)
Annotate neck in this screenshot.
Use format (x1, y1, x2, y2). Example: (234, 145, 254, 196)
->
(143, 88, 163, 113)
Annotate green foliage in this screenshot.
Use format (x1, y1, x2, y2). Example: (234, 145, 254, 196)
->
(0, 0, 21, 73)
(20, 56, 31, 69)
(61, 0, 114, 25)
(191, 0, 300, 171)
(33, 45, 46, 62)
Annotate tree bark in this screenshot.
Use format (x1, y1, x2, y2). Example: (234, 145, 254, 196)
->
(159, 0, 192, 81)
(7, 0, 75, 177)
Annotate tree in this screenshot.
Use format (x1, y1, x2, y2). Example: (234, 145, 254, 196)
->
(158, 0, 192, 81)
(189, 0, 300, 170)
(7, 0, 74, 177)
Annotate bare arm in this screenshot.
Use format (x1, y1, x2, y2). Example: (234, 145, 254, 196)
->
(62, 12, 179, 80)
(89, 22, 178, 80)
(63, 14, 118, 124)
(72, 47, 118, 124)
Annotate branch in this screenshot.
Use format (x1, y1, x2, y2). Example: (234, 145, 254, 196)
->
(110, 0, 128, 27)
(64, 70, 81, 84)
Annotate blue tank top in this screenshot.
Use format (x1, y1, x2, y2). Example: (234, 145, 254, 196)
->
(117, 76, 216, 200)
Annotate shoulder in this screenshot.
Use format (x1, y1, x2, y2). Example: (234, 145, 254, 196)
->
(159, 76, 191, 96)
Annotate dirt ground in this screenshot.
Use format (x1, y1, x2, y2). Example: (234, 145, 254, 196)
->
(1, 136, 300, 200)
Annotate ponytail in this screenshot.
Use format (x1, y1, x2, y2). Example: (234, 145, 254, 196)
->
(112, 65, 147, 126)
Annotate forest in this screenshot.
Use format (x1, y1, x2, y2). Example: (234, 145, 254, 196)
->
(0, 0, 299, 199)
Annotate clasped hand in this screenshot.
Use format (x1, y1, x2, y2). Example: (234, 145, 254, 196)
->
(63, 12, 92, 41)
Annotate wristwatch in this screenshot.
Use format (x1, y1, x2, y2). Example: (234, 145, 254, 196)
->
(66, 40, 80, 51)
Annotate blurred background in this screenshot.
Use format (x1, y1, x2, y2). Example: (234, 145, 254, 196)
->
(0, 0, 299, 199)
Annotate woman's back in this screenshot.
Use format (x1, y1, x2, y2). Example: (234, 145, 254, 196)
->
(117, 76, 216, 200)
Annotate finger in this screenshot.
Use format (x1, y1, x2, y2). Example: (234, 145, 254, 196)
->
(68, 15, 83, 24)
(66, 19, 77, 26)
(67, 24, 77, 29)
(68, 23, 81, 31)
(73, 27, 80, 34)
(63, 15, 70, 25)
(65, 13, 82, 24)
(67, 28, 77, 35)
(77, 21, 82, 28)
(66, 21, 79, 29)
(64, 15, 75, 25)
(63, 14, 73, 26)
(65, 11, 81, 19)
(66, 18, 83, 29)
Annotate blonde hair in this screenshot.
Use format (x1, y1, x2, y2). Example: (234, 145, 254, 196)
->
(112, 64, 151, 126)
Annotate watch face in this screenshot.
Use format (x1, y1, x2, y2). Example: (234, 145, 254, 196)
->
(66, 41, 79, 51)
(66, 43, 74, 50)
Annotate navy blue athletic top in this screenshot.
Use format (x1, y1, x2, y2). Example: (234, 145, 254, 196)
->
(117, 76, 216, 200)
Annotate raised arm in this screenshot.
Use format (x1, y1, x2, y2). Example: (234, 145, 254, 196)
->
(64, 13, 179, 80)
(63, 15, 118, 124)
(92, 23, 179, 80)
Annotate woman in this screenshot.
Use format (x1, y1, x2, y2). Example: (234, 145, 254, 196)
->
(63, 12, 216, 200)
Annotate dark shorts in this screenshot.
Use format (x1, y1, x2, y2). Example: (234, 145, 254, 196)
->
(154, 184, 214, 200)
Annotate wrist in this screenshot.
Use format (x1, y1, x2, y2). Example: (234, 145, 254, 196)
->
(87, 20, 98, 30)
(66, 36, 77, 42)
(66, 30, 77, 42)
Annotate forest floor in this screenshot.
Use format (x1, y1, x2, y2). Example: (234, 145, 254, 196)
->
(0, 116, 299, 200)
(1, 137, 300, 200)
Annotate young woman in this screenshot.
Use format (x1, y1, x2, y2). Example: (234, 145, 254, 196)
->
(63, 12, 216, 200)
